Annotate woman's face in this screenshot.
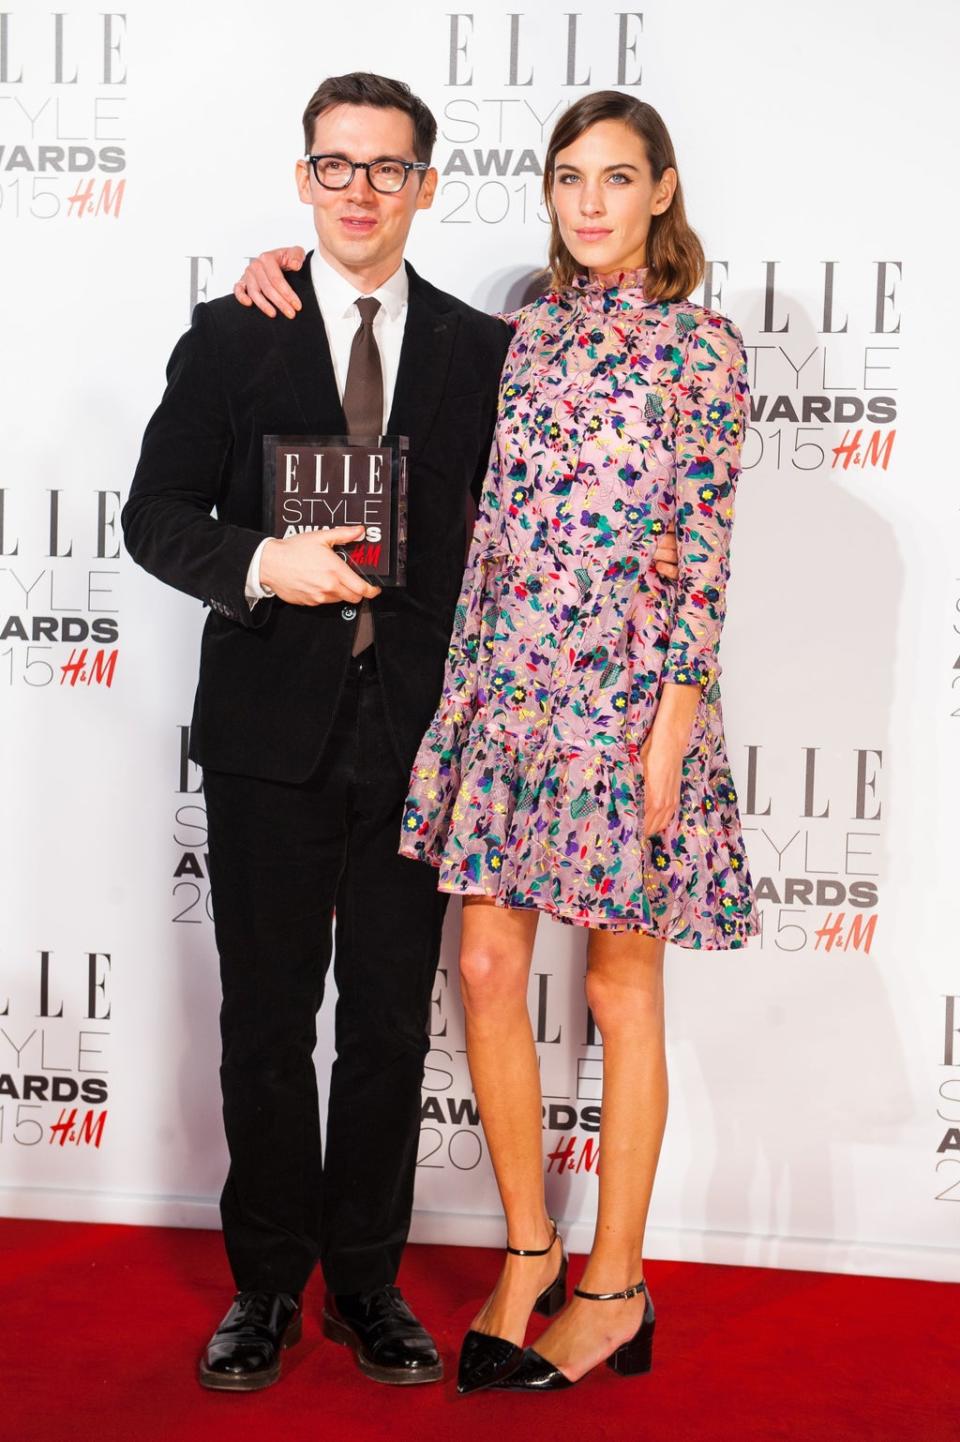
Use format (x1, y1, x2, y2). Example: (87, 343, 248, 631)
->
(551, 119, 676, 276)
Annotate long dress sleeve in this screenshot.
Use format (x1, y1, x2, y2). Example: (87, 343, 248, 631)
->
(446, 310, 521, 674)
(662, 315, 749, 688)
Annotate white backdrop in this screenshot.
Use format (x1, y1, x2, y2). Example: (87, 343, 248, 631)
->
(1, 0, 958, 1283)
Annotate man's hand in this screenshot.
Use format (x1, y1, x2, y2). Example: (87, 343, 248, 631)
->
(260, 525, 382, 606)
(653, 526, 678, 581)
(235, 246, 307, 319)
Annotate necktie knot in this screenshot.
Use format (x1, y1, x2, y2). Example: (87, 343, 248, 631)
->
(355, 296, 381, 327)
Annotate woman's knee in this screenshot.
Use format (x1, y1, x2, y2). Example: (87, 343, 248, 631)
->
(459, 945, 527, 1015)
(584, 963, 663, 1038)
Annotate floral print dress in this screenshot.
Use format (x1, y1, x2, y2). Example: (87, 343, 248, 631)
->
(399, 268, 758, 948)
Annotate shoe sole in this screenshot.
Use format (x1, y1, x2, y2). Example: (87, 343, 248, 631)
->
(322, 1311, 444, 1385)
(197, 1313, 302, 1392)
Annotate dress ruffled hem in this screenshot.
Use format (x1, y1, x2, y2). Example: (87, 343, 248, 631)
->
(400, 708, 757, 951)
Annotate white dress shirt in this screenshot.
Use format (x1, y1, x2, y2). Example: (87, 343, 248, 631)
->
(245, 251, 410, 603)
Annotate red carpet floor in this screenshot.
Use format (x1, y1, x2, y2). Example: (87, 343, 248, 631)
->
(0, 1218, 954, 1442)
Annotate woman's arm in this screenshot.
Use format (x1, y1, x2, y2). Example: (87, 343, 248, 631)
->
(641, 314, 749, 837)
(662, 314, 749, 688)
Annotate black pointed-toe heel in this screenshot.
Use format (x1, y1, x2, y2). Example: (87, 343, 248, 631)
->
(494, 1277, 654, 1391)
(457, 1329, 524, 1395)
(456, 1219, 567, 1395)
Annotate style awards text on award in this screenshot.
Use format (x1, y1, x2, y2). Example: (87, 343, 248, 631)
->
(263, 434, 409, 585)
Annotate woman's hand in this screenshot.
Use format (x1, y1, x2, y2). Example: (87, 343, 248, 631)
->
(639, 682, 700, 838)
(652, 526, 678, 581)
(639, 731, 685, 838)
(234, 246, 307, 318)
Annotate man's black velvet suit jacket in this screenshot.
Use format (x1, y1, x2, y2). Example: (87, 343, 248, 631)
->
(123, 257, 511, 782)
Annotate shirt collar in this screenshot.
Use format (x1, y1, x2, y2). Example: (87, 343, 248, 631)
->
(310, 249, 409, 322)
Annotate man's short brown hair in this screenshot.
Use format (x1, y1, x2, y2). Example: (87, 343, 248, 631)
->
(302, 72, 438, 163)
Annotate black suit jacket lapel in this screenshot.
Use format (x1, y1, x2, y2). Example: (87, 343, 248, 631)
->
(388, 262, 458, 448)
(270, 255, 347, 433)
(270, 255, 457, 443)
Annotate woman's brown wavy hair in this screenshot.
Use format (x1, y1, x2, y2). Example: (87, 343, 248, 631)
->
(543, 92, 704, 302)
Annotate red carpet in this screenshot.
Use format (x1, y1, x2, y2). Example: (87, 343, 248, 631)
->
(1, 1218, 954, 1442)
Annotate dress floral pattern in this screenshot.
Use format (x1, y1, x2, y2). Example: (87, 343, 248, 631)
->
(399, 269, 758, 948)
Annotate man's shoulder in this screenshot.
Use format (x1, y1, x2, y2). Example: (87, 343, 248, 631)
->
(409, 269, 511, 344)
(194, 290, 274, 340)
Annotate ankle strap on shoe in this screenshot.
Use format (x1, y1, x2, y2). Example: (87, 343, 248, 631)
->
(573, 1278, 647, 1302)
(506, 1217, 558, 1257)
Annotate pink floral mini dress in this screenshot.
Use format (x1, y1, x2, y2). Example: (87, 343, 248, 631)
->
(399, 269, 758, 948)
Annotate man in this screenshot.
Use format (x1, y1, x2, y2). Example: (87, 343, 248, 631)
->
(124, 71, 678, 1394)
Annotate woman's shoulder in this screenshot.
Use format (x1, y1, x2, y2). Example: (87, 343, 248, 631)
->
(667, 299, 745, 355)
(496, 285, 579, 335)
(666, 302, 748, 400)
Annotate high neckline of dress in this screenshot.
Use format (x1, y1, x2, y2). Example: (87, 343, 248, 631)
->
(572, 266, 649, 313)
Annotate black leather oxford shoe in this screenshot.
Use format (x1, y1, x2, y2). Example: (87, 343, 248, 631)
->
(197, 1290, 302, 1391)
(323, 1284, 443, 1385)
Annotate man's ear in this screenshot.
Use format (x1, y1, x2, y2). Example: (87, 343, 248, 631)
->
(295, 159, 312, 205)
(416, 167, 439, 212)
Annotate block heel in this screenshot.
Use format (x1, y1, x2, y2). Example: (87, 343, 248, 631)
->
(606, 1309, 654, 1375)
(533, 1248, 568, 1317)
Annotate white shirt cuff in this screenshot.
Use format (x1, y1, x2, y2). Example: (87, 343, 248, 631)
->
(245, 537, 275, 606)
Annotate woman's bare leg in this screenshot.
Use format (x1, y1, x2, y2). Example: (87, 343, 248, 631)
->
(459, 897, 560, 1342)
(528, 928, 668, 1379)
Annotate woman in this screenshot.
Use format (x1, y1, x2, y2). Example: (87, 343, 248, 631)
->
(400, 90, 757, 1393)
(238, 91, 758, 1393)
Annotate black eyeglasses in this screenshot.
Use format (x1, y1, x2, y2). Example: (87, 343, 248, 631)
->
(305, 154, 429, 194)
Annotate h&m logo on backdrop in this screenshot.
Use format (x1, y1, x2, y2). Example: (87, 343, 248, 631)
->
(0, 950, 110, 1151)
(743, 745, 881, 957)
(0, 10, 127, 220)
(0, 488, 120, 689)
(733, 260, 901, 477)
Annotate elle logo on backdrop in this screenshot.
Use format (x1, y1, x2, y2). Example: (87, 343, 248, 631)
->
(0, 11, 128, 220)
(437, 9, 643, 228)
(0, 488, 121, 689)
(742, 744, 882, 957)
(172, 725, 212, 927)
(0, 950, 110, 1151)
(444, 11, 644, 87)
(733, 260, 901, 477)
(936, 997, 960, 1203)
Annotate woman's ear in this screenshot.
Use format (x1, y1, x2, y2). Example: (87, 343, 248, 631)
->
(653, 166, 678, 216)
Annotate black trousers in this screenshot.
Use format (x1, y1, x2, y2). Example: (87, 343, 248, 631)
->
(203, 651, 447, 1295)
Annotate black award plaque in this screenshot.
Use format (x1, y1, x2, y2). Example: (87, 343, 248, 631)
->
(263, 434, 409, 586)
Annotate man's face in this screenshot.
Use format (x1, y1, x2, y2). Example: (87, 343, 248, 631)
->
(296, 104, 437, 283)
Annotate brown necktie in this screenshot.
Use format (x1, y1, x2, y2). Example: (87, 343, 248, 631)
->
(342, 297, 382, 655)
